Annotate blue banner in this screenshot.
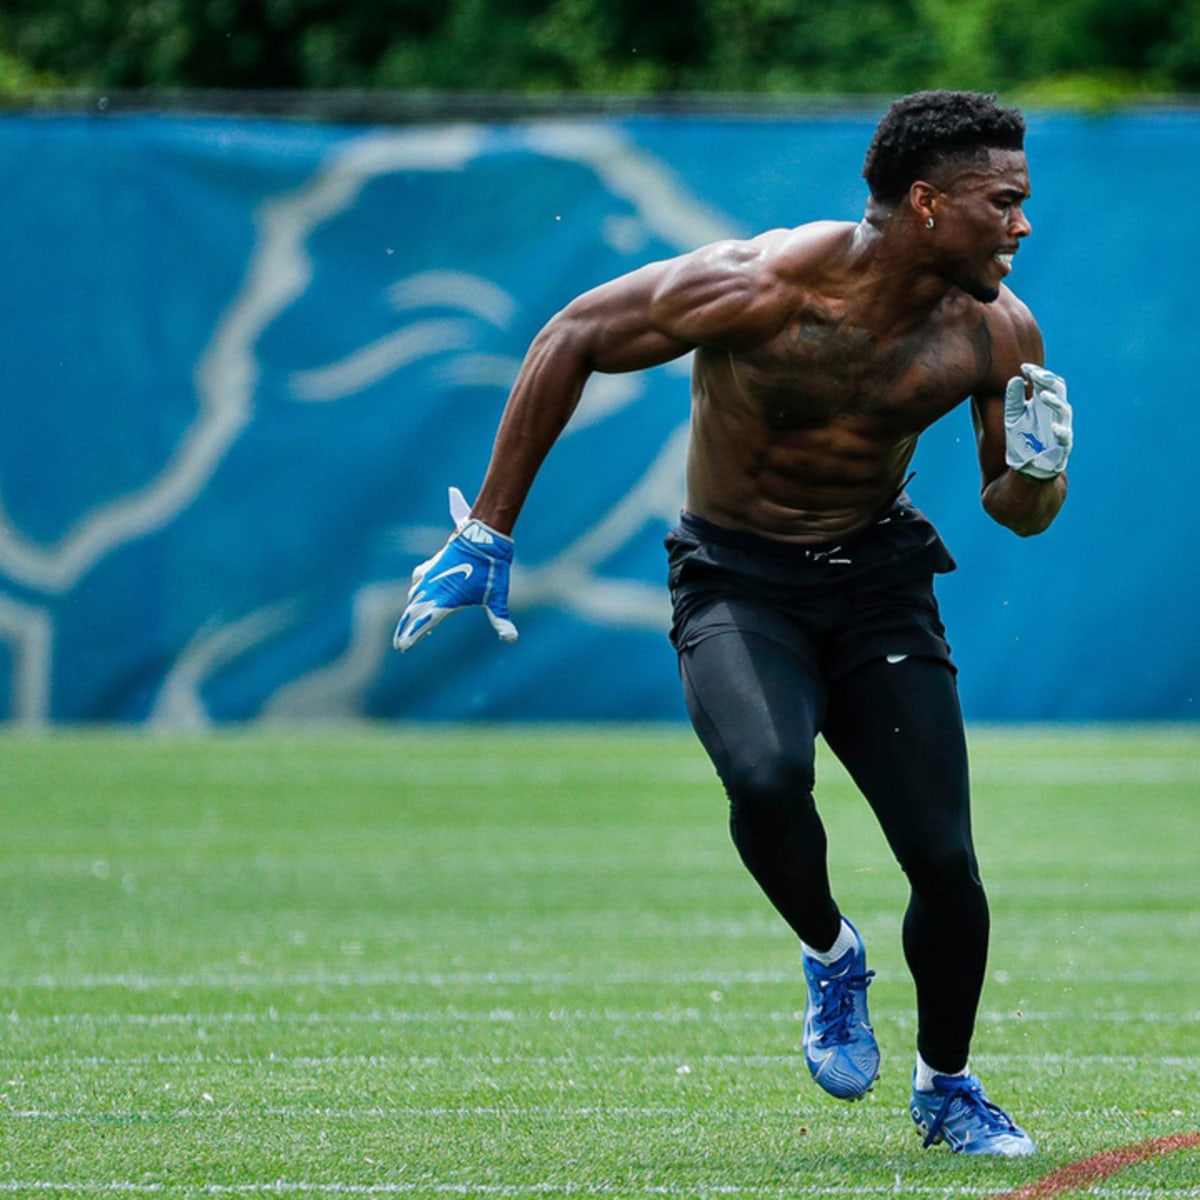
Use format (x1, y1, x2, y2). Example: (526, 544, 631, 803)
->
(1, 110, 1196, 723)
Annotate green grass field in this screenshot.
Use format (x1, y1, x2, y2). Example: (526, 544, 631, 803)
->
(2, 724, 1197, 1198)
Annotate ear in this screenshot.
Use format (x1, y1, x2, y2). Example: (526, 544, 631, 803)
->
(908, 180, 940, 227)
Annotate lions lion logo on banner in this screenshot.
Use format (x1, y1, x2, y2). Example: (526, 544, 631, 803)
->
(0, 121, 740, 723)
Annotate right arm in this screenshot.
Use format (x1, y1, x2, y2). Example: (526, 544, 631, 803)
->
(393, 227, 818, 650)
(469, 237, 787, 534)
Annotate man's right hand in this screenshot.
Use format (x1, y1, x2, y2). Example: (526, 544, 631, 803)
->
(392, 488, 519, 652)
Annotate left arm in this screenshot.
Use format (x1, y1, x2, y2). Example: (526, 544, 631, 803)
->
(971, 297, 1070, 537)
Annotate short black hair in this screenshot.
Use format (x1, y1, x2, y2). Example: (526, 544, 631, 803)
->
(862, 90, 1026, 205)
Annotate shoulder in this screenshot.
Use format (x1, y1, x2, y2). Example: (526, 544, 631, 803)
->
(981, 285, 1043, 367)
(651, 221, 857, 348)
(724, 220, 857, 284)
(973, 285, 1045, 398)
(660, 220, 853, 287)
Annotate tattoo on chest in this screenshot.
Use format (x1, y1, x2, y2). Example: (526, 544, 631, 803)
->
(745, 305, 994, 430)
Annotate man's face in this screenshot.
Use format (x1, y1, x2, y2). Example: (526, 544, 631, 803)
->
(931, 148, 1032, 303)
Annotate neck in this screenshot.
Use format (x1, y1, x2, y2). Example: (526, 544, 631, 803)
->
(849, 205, 956, 331)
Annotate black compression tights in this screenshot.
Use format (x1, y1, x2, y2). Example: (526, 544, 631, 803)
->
(679, 631, 989, 1073)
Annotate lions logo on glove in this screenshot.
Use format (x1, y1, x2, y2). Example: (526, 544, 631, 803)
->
(1004, 363, 1073, 480)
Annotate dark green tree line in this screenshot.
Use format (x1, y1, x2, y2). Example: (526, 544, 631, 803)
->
(2, 0, 1198, 99)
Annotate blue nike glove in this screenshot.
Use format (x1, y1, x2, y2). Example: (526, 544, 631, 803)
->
(1004, 363, 1073, 480)
(393, 487, 519, 652)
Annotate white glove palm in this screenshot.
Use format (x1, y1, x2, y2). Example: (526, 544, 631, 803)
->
(1004, 363, 1073, 480)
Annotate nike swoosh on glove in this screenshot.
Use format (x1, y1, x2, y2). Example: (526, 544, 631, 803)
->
(392, 487, 519, 651)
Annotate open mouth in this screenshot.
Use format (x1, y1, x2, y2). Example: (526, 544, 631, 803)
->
(994, 251, 1015, 273)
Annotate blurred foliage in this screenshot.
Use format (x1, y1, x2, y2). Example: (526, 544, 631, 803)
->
(1, 0, 1198, 100)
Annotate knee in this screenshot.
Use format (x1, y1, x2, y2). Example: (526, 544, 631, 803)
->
(723, 749, 816, 826)
(903, 842, 984, 908)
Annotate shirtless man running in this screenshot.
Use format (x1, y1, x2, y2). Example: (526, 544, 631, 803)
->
(394, 90, 1073, 1158)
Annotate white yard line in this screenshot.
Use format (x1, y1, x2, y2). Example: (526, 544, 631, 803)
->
(7, 965, 1198, 989)
(6, 1008, 1199, 1026)
(0, 1183, 1197, 1198)
(5, 1052, 1200, 1070)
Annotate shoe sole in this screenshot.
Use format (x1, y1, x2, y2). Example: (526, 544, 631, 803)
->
(911, 1108, 1037, 1156)
(811, 1060, 880, 1102)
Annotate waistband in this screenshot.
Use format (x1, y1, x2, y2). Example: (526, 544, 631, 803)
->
(676, 496, 915, 561)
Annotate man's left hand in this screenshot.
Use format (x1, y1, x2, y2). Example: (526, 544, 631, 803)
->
(1004, 363, 1073, 480)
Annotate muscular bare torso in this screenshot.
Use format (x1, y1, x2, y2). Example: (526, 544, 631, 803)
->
(474, 199, 1041, 542)
(683, 225, 1010, 542)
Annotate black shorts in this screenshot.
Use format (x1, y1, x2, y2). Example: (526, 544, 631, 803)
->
(665, 497, 958, 681)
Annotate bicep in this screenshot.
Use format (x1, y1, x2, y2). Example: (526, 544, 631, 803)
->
(557, 269, 695, 374)
(560, 239, 781, 375)
(972, 300, 1045, 485)
(970, 393, 1007, 485)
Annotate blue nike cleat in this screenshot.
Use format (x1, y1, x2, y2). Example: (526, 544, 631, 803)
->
(801, 921, 880, 1100)
(910, 1071, 1036, 1156)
